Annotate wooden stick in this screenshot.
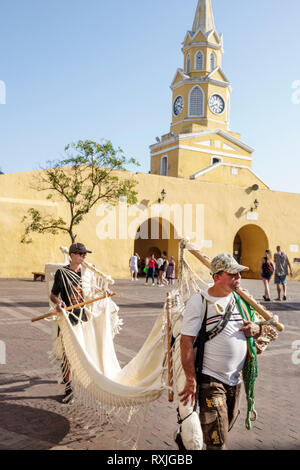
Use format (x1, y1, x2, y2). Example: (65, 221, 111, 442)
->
(166, 292, 174, 402)
(31, 292, 116, 323)
(186, 246, 284, 332)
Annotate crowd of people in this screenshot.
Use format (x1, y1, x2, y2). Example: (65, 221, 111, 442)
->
(259, 245, 293, 301)
(130, 244, 294, 299)
(129, 251, 176, 286)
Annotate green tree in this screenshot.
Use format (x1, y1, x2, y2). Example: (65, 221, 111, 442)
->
(21, 139, 140, 244)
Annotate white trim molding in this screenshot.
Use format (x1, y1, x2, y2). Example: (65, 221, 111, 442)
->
(171, 76, 230, 91)
(189, 162, 269, 188)
(149, 128, 254, 154)
(151, 144, 252, 161)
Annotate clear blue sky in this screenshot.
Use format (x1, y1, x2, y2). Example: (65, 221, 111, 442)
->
(0, 0, 300, 193)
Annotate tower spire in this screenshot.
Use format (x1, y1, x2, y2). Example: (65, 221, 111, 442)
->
(192, 0, 215, 35)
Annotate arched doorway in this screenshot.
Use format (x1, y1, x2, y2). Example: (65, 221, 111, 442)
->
(134, 217, 179, 277)
(233, 225, 269, 279)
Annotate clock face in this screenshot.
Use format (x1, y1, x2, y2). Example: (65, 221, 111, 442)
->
(209, 94, 225, 114)
(173, 96, 184, 116)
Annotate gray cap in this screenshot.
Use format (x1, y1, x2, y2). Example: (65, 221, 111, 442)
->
(69, 242, 92, 255)
(210, 253, 249, 275)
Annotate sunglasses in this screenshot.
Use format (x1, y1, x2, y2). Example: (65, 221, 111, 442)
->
(75, 252, 87, 257)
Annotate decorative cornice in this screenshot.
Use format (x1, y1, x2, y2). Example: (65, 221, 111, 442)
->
(171, 76, 230, 91)
(190, 162, 269, 188)
(182, 41, 222, 53)
(150, 144, 252, 161)
(149, 129, 254, 154)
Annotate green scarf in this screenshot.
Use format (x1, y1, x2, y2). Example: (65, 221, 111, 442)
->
(233, 291, 258, 430)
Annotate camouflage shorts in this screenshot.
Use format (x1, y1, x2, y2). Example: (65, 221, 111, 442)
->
(199, 374, 241, 450)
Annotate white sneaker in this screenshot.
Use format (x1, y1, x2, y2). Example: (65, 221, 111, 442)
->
(152, 283, 155, 286)
(144, 282, 148, 286)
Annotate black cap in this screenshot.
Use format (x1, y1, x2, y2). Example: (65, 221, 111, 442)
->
(69, 242, 92, 255)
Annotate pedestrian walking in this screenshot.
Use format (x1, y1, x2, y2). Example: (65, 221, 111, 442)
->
(50, 242, 91, 403)
(273, 246, 293, 300)
(129, 253, 140, 281)
(167, 256, 176, 285)
(179, 253, 261, 450)
(260, 249, 274, 301)
(144, 254, 157, 286)
(158, 251, 169, 286)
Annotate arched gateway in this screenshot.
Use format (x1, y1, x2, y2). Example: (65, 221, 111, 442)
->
(134, 217, 179, 276)
(233, 224, 269, 279)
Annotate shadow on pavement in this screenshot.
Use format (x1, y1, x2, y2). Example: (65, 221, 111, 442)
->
(261, 301, 300, 311)
(117, 302, 165, 310)
(0, 301, 49, 308)
(0, 402, 70, 449)
(0, 373, 57, 395)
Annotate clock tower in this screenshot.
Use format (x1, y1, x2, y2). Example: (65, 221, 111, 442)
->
(171, 0, 230, 135)
(150, 0, 259, 188)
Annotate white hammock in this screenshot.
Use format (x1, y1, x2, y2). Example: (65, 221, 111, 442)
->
(42, 241, 279, 450)
(44, 249, 169, 449)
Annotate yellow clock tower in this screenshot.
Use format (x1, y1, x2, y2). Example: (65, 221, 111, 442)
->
(150, 0, 265, 189)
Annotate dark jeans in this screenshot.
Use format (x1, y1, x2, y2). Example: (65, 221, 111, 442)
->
(146, 267, 155, 283)
(199, 374, 241, 450)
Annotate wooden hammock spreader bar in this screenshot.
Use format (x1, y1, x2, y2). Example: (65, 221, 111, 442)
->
(166, 292, 174, 402)
(31, 292, 116, 323)
(186, 246, 284, 332)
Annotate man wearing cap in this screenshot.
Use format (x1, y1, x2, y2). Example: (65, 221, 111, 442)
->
(179, 253, 261, 450)
(50, 242, 92, 402)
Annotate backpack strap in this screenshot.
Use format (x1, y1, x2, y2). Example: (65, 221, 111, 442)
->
(193, 295, 208, 381)
(205, 295, 235, 341)
(193, 294, 236, 404)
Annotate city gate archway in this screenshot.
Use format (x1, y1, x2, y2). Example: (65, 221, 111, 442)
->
(233, 225, 269, 279)
(134, 217, 179, 277)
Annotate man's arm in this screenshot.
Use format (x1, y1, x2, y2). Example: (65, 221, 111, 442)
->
(239, 320, 261, 338)
(50, 293, 66, 312)
(178, 334, 197, 407)
(50, 270, 66, 312)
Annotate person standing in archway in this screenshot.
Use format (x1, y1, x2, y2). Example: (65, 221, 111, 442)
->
(273, 246, 293, 301)
(144, 254, 157, 286)
(167, 256, 176, 285)
(129, 253, 140, 281)
(260, 249, 274, 301)
(158, 251, 169, 287)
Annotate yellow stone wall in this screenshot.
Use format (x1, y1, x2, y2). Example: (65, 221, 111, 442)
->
(1, 170, 300, 281)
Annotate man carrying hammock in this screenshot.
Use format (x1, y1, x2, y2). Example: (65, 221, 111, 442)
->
(179, 254, 262, 450)
(50, 242, 91, 402)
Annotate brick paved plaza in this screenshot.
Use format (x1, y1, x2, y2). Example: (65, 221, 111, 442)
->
(0, 276, 300, 451)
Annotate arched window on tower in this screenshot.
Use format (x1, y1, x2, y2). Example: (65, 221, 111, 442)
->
(210, 51, 217, 71)
(160, 155, 168, 176)
(195, 50, 204, 71)
(186, 54, 191, 73)
(189, 86, 204, 117)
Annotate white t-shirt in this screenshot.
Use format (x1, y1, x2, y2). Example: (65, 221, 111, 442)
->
(181, 289, 248, 386)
